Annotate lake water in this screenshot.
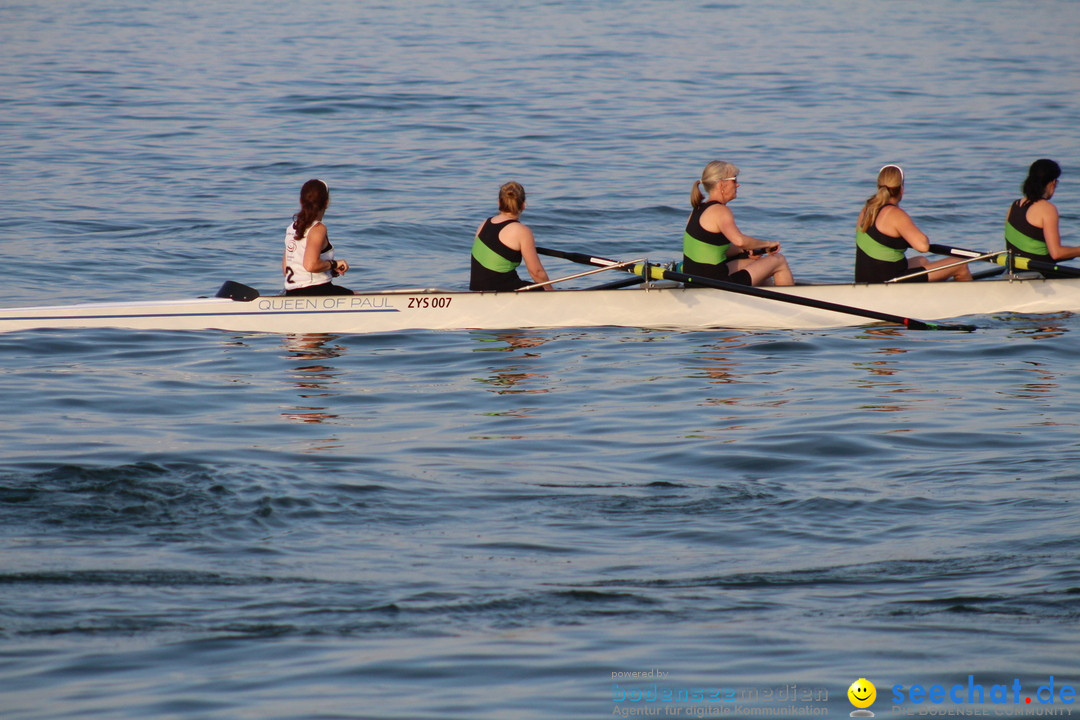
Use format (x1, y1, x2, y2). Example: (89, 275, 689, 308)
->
(1, 1, 1079, 718)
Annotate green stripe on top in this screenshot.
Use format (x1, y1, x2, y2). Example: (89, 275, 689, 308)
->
(682, 231, 729, 265)
(1004, 221, 1049, 256)
(471, 236, 519, 273)
(855, 229, 906, 262)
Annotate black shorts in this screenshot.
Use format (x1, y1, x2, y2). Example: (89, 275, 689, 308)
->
(681, 258, 753, 286)
(284, 282, 354, 296)
(854, 254, 928, 284)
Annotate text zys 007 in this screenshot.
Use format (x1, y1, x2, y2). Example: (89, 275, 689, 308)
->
(407, 296, 453, 309)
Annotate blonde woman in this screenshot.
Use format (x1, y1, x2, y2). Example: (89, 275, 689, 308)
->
(855, 165, 971, 283)
(469, 182, 552, 291)
(682, 161, 794, 286)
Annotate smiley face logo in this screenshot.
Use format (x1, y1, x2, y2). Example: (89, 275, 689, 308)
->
(848, 678, 876, 709)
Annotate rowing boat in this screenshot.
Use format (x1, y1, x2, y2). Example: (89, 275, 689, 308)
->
(1, 272, 1078, 334)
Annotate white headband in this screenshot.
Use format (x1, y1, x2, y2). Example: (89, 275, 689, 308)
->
(879, 164, 904, 184)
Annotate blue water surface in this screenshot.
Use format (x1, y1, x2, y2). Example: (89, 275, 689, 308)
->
(1, 2, 1079, 718)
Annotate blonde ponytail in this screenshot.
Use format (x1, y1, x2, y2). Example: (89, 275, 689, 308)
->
(858, 165, 904, 232)
(690, 180, 705, 207)
(690, 161, 739, 207)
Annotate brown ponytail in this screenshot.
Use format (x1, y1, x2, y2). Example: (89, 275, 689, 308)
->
(292, 179, 330, 240)
(498, 181, 526, 216)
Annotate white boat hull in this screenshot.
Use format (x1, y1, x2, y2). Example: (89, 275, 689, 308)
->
(1, 278, 1078, 334)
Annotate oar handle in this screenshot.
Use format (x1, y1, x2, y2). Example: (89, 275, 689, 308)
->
(929, 244, 993, 259)
(536, 247, 620, 267)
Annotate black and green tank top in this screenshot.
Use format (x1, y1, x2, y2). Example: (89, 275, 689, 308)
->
(854, 211, 919, 283)
(682, 201, 733, 280)
(1005, 199, 1049, 259)
(470, 218, 528, 291)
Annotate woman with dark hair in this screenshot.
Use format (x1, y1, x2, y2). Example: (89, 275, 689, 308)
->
(469, 181, 552, 291)
(682, 161, 794, 286)
(855, 165, 971, 283)
(1005, 159, 1080, 269)
(282, 178, 353, 296)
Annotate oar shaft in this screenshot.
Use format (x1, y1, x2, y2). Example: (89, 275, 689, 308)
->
(538, 246, 975, 332)
(639, 264, 966, 331)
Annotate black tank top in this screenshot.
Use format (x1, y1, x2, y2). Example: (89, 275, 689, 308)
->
(470, 218, 529, 291)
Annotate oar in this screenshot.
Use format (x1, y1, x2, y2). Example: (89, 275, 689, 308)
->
(537, 247, 976, 332)
(930, 244, 1080, 278)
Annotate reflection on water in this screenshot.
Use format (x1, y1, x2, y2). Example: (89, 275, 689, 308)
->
(851, 343, 919, 413)
(687, 333, 786, 417)
(688, 333, 754, 392)
(1008, 360, 1060, 402)
(471, 331, 551, 397)
(470, 331, 551, 352)
(855, 345, 909, 378)
(1003, 313, 1073, 341)
(281, 333, 346, 425)
(476, 372, 548, 396)
(682, 334, 776, 438)
(860, 328, 909, 339)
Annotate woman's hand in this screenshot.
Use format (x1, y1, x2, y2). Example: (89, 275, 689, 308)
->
(744, 242, 780, 257)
